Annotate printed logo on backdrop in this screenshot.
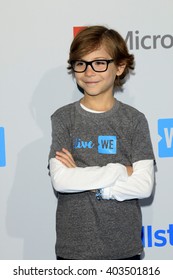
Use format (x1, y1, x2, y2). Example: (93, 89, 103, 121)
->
(125, 31, 173, 50)
(158, 119, 173, 157)
(73, 26, 87, 37)
(142, 224, 173, 248)
(73, 27, 173, 50)
(0, 127, 6, 167)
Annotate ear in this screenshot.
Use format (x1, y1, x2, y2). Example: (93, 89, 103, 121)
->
(116, 63, 126, 76)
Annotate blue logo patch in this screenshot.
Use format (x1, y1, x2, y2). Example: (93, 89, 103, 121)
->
(158, 119, 173, 157)
(0, 127, 6, 167)
(98, 136, 116, 154)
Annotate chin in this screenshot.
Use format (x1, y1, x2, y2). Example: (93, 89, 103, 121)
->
(84, 89, 102, 96)
(86, 92, 101, 97)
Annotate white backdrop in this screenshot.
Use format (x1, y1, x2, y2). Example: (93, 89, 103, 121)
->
(0, 0, 173, 260)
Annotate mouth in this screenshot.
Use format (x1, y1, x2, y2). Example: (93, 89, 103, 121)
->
(84, 81, 100, 86)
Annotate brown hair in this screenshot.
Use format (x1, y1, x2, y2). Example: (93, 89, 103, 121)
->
(67, 25, 135, 87)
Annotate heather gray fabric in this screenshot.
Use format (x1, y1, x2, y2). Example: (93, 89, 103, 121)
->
(49, 99, 155, 259)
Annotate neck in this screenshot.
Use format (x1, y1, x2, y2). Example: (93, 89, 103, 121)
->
(81, 95, 115, 112)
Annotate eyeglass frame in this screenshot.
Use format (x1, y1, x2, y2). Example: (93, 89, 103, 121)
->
(70, 59, 115, 73)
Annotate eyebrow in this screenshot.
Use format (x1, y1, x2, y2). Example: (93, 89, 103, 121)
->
(79, 57, 111, 61)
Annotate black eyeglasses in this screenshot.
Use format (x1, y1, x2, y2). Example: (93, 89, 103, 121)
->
(70, 59, 114, 73)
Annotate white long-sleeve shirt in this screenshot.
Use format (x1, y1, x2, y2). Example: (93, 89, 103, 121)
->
(49, 158, 154, 201)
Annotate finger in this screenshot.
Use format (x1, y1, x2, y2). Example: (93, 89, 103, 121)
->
(56, 151, 73, 163)
(56, 149, 76, 165)
(56, 155, 76, 168)
(126, 166, 133, 176)
(62, 148, 76, 164)
(56, 151, 76, 168)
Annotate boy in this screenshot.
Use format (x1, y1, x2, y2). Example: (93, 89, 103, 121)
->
(48, 25, 155, 260)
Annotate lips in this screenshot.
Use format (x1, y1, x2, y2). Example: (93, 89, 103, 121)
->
(84, 81, 100, 85)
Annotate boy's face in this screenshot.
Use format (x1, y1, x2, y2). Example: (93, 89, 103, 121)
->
(74, 46, 125, 98)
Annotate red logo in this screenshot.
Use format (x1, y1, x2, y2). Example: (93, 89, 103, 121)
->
(73, 26, 87, 37)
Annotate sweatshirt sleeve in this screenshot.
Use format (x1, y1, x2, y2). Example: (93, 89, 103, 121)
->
(101, 160, 155, 201)
(49, 158, 128, 193)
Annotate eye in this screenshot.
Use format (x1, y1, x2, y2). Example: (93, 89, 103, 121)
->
(94, 60, 107, 66)
(74, 61, 85, 67)
(93, 60, 107, 68)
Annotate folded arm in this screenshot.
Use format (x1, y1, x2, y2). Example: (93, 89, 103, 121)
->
(49, 148, 154, 200)
(101, 159, 155, 201)
(49, 157, 128, 193)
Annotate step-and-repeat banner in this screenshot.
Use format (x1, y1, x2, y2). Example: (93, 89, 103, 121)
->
(0, 0, 172, 260)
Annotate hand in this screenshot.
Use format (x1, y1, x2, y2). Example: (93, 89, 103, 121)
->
(55, 148, 76, 168)
(126, 166, 133, 176)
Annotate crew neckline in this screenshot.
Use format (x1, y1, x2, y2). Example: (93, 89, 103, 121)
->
(75, 98, 120, 119)
(80, 103, 105, 113)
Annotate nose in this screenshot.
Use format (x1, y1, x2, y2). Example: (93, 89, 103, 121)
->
(84, 64, 95, 76)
